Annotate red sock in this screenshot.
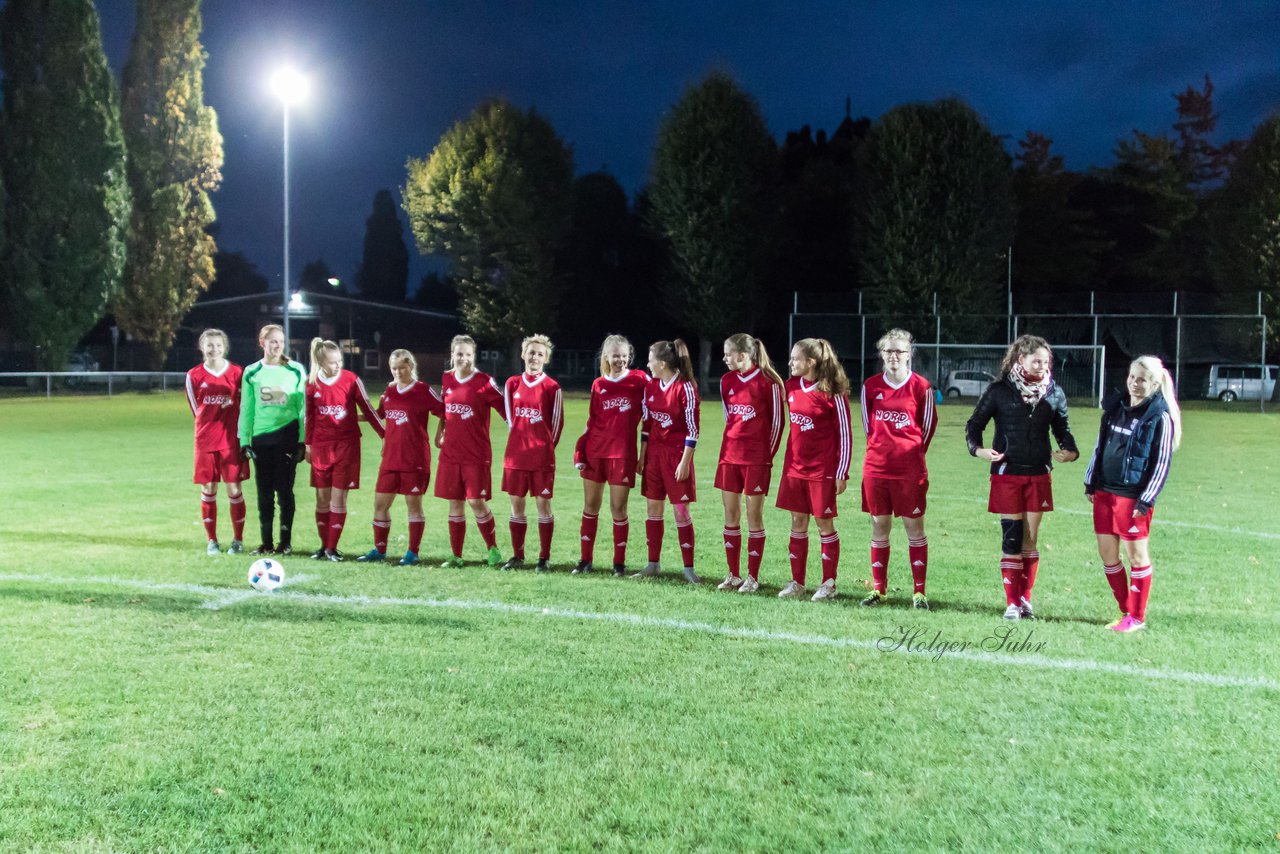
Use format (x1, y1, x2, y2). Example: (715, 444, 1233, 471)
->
(1103, 561, 1128, 613)
(1021, 550, 1040, 602)
(789, 532, 809, 585)
(315, 509, 330, 547)
(408, 515, 425, 553)
(201, 492, 218, 541)
(646, 516, 664, 563)
(448, 514, 466, 557)
(1128, 565, 1153, 621)
(870, 539, 889, 594)
(819, 531, 840, 584)
(509, 515, 528, 559)
(746, 530, 765, 580)
(676, 517, 695, 569)
(908, 536, 928, 594)
(476, 512, 497, 549)
(326, 509, 347, 551)
(229, 495, 246, 541)
(580, 513, 598, 563)
(612, 519, 629, 567)
(537, 515, 554, 561)
(1000, 557, 1023, 605)
(723, 527, 742, 577)
(373, 519, 391, 554)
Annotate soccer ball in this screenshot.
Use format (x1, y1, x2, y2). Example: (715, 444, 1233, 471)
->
(248, 558, 285, 592)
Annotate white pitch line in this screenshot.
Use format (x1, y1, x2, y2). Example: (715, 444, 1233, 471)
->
(200, 572, 319, 610)
(0, 572, 1275, 692)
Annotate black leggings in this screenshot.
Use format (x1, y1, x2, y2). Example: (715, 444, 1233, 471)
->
(251, 424, 299, 547)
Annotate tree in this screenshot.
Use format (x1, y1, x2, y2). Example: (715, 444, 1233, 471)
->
(204, 249, 269, 300)
(0, 0, 131, 370)
(113, 0, 222, 368)
(858, 98, 1013, 340)
(648, 71, 779, 390)
(297, 258, 335, 292)
(355, 188, 409, 302)
(402, 99, 574, 363)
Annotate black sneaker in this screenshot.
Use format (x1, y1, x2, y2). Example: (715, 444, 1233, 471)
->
(612, 564, 626, 577)
(324, 549, 343, 562)
(250, 544, 275, 555)
(535, 559, 551, 573)
(277, 544, 293, 557)
(500, 557, 525, 571)
(310, 548, 327, 560)
(571, 560, 593, 575)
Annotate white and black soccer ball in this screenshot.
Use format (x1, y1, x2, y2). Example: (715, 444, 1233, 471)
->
(247, 558, 285, 592)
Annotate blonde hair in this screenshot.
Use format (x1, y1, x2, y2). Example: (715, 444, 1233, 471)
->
(309, 337, 342, 384)
(598, 334, 634, 377)
(999, 334, 1051, 377)
(257, 323, 289, 362)
(725, 333, 783, 386)
(650, 339, 695, 383)
(876, 328, 914, 352)
(198, 328, 229, 355)
(447, 335, 476, 370)
(793, 338, 850, 396)
(389, 349, 418, 381)
(1130, 355, 1182, 451)
(521, 333, 554, 361)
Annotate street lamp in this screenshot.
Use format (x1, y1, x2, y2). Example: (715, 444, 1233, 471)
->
(270, 66, 309, 349)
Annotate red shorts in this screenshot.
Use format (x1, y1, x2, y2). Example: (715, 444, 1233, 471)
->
(641, 447, 696, 504)
(775, 475, 839, 519)
(502, 468, 556, 498)
(579, 457, 637, 487)
(434, 460, 493, 500)
(1092, 490, 1153, 540)
(193, 447, 248, 484)
(309, 439, 361, 489)
(988, 474, 1053, 514)
(714, 462, 772, 496)
(861, 475, 928, 518)
(375, 468, 429, 496)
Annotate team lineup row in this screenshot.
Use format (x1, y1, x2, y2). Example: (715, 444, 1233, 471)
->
(186, 325, 1182, 631)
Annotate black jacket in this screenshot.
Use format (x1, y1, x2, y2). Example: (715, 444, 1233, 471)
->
(1084, 390, 1174, 513)
(965, 377, 1078, 476)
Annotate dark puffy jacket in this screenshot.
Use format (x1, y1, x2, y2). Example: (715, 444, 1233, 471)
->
(1084, 390, 1174, 511)
(965, 377, 1078, 476)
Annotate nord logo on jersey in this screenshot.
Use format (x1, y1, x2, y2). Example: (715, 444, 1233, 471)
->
(512, 406, 543, 423)
(874, 409, 911, 429)
(200, 395, 232, 406)
(789, 412, 815, 431)
(601, 397, 631, 413)
(385, 408, 409, 426)
(318, 405, 348, 420)
(726, 403, 757, 421)
(651, 412, 673, 429)
(446, 402, 475, 420)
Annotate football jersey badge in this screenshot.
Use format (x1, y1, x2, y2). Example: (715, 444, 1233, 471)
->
(875, 393, 884, 400)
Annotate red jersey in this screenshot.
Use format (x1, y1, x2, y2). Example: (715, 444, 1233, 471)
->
(376, 380, 444, 473)
(186, 361, 243, 452)
(642, 375, 700, 453)
(781, 377, 853, 481)
(719, 368, 784, 466)
(576, 369, 649, 464)
(860, 371, 936, 479)
(503, 372, 563, 471)
(439, 369, 505, 465)
(305, 369, 385, 446)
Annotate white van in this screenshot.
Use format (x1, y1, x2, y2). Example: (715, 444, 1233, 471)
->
(1205, 364, 1277, 402)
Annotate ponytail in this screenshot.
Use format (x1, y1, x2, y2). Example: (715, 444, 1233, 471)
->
(1132, 355, 1182, 451)
(651, 338, 695, 383)
(309, 337, 341, 385)
(794, 337, 850, 396)
(725, 332, 783, 387)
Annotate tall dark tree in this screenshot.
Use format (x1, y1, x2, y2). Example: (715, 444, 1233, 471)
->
(0, 0, 130, 369)
(114, 0, 222, 368)
(648, 71, 779, 390)
(858, 98, 1013, 340)
(204, 249, 269, 300)
(355, 188, 409, 302)
(1173, 75, 1242, 189)
(297, 258, 336, 292)
(403, 98, 574, 363)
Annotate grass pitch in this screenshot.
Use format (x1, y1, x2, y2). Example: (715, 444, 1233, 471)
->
(0, 393, 1277, 851)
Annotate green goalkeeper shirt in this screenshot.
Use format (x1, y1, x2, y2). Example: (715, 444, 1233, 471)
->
(238, 359, 307, 445)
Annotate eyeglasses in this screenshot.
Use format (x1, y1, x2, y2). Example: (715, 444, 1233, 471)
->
(880, 349, 910, 356)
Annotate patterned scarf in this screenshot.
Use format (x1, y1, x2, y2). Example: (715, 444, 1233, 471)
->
(1009, 363, 1052, 407)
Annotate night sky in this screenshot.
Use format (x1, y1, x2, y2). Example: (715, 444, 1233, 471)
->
(85, 0, 1280, 295)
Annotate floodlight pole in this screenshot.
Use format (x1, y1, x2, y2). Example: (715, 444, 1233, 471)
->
(281, 102, 292, 348)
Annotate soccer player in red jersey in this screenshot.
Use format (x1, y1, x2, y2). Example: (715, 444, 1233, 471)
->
(776, 338, 852, 601)
(573, 335, 649, 576)
(357, 350, 444, 566)
(500, 334, 564, 572)
(966, 335, 1079, 620)
(304, 338, 385, 562)
(858, 329, 937, 609)
(715, 333, 784, 593)
(185, 329, 248, 555)
(1085, 356, 1182, 633)
(635, 339, 702, 584)
(434, 335, 507, 568)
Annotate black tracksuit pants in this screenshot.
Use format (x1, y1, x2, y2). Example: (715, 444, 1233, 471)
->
(251, 422, 300, 548)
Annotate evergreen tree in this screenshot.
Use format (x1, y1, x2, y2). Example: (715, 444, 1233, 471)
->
(355, 189, 409, 302)
(648, 71, 779, 390)
(0, 0, 131, 370)
(403, 98, 573, 363)
(297, 258, 335, 292)
(114, 0, 222, 368)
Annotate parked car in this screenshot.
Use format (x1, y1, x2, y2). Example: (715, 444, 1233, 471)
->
(1205, 363, 1277, 402)
(65, 351, 100, 372)
(943, 369, 996, 398)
